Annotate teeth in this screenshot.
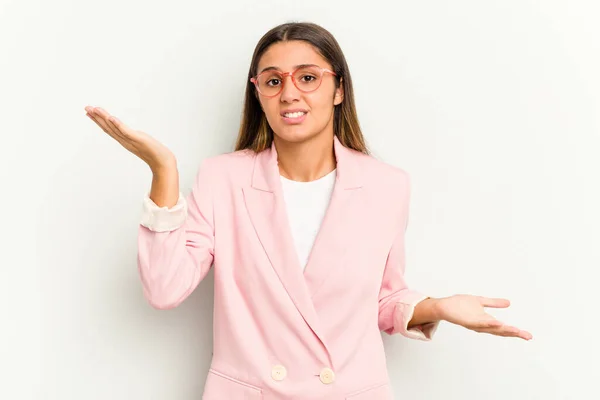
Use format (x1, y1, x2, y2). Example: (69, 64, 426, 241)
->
(284, 112, 306, 118)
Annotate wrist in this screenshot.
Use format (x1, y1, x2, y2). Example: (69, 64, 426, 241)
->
(408, 297, 443, 328)
(151, 158, 178, 176)
(430, 297, 445, 322)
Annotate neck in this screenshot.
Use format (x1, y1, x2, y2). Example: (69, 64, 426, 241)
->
(274, 132, 336, 182)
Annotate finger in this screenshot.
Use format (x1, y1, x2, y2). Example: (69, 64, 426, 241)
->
(105, 117, 150, 157)
(95, 109, 144, 145)
(86, 107, 116, 134)
(479, 325, 532, 340)
(467, 318, 503, 331)
(86, 111, 113, 136)
(480, 319, 504, 329)
(105, 115, 139, 142)
(104, 114, 154, 157)
(104, 118, 141, 151)
(520, 330, 533, 340)
(87, 111, 130, 148)
(475, 325, 516, 337)
(93, 107, 126, 140)
(479, 297, 510, 308)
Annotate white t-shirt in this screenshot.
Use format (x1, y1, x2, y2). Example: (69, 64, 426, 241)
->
(280, 169, 336, 270)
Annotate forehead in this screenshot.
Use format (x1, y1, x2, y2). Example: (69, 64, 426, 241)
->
(257, 40, 331, 72)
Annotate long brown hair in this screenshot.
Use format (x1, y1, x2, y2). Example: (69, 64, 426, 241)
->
(234, 22, 369, 155)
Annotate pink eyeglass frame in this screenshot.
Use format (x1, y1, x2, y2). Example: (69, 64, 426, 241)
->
(250, 66, 337, 98)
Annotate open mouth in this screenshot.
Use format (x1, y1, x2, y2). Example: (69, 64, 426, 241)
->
(281, 110, 308, 124)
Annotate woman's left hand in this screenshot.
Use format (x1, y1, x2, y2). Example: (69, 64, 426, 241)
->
(435, 294, 533, 340)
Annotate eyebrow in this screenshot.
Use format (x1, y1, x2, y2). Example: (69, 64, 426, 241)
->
(258, 63, 319, 74)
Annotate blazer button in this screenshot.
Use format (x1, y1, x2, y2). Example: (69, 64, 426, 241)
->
(271, 365, 287, 381)
(319, 367, 335, 384)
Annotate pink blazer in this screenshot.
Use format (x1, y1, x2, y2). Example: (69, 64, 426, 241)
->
(137, 135, 439, 400)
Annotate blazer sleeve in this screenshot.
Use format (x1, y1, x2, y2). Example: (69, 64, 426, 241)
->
(137, 159, 215, 309)
(140, 191, 187, 232)
(377, 172, 440, 341)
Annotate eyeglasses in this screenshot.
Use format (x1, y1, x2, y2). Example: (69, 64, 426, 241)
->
(250, 65, 337, 97)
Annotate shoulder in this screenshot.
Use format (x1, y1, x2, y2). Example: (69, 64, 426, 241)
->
(353, 151, 412, 230)
(199, 148, 256, 170)
(193, 148, 257, 187)
(358, 152, 411, 194)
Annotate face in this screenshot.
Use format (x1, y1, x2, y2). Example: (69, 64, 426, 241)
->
(254, 40, 344, 144)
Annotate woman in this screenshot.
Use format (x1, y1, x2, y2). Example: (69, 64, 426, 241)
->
(85, 22, 531, 400)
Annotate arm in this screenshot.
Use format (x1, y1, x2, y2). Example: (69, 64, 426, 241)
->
(377, 172, 440, 341)
(148, 160, 180, 209)
(407, 297, 441, 329)
(137, 159, 216, 309)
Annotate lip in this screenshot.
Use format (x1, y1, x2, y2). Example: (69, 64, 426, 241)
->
(280, 108, 308, 116)
(280, 109, 308, 125)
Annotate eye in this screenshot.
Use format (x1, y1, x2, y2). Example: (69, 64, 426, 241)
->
(299, 75, 317, 83)
(266, 78, 281, 87)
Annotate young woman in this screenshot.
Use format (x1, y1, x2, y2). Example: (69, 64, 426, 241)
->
(85, 22, 532, 400)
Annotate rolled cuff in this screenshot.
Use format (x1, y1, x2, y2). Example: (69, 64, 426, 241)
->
(140, 192, 187, 232)
(391, 292, 440, 341)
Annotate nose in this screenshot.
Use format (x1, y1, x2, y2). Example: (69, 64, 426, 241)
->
(279, 73, 301, 103)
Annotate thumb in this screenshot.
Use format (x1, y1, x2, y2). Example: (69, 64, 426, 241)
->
(479, 297, 511, 308)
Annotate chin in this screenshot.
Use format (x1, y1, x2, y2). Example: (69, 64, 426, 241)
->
(274, 128, 315, 144)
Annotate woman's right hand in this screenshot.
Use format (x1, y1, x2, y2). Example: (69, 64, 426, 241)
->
(84, 106, 176, 173)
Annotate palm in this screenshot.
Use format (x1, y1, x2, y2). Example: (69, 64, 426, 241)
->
(437, 294, 532, 340)
(84, 106, 175, 171)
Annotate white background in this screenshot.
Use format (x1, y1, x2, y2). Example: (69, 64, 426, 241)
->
(1, 0, 598, 399)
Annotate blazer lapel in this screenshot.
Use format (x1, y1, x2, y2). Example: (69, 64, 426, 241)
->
(242, 140, 322, 338)
(303, 136, 364, 298)
(242, 135, 364, 341)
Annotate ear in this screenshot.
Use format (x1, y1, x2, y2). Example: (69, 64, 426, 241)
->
(334, 77, 344, 106)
